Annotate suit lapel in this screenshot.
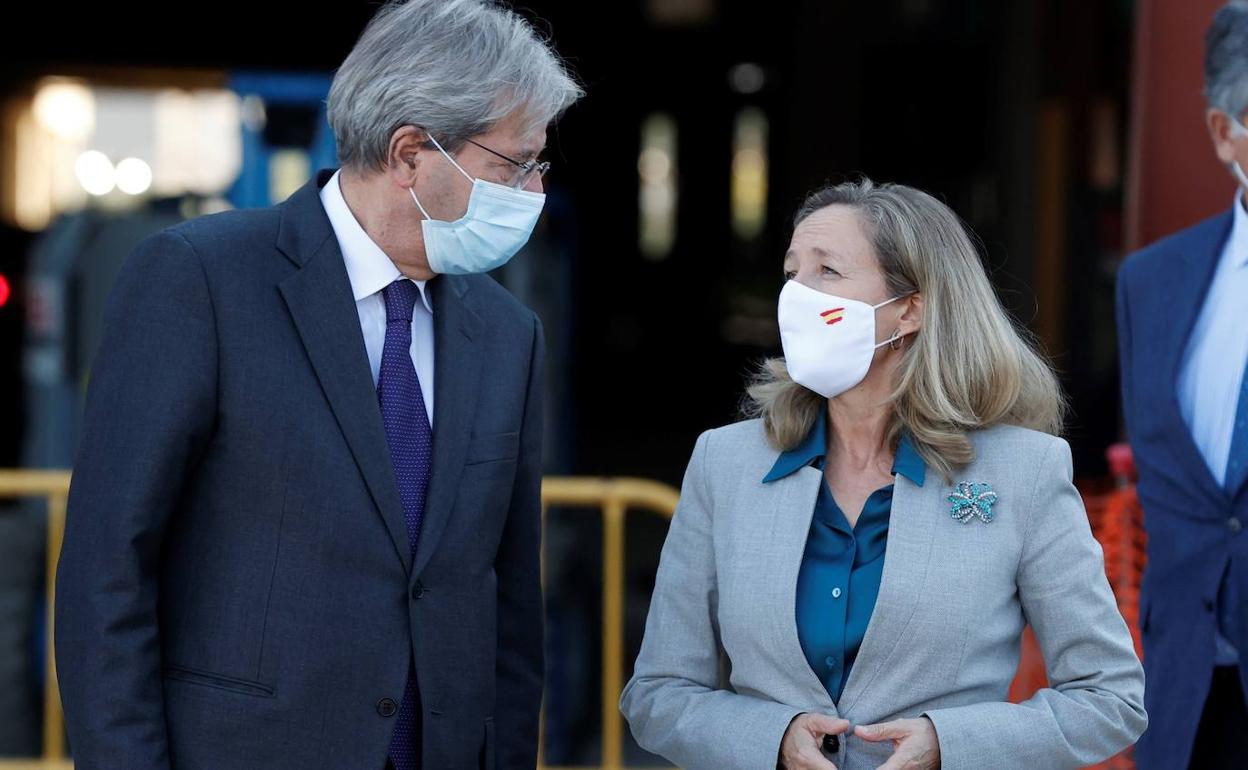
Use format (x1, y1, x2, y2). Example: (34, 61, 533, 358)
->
(276, 172, 411, 571)
(411, 274, 484, 580)
(1160, 212, 1234, 498)
(836, 474, 936, 713)
(753, 466, 846, 711)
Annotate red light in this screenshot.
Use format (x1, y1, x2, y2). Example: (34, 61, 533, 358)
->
(0, 274, 10, 308)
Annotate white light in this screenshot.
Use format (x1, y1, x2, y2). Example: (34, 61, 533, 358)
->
(240, 94, 267, 133)
(731, 107, 769, 240)
(75, 151, 116, 196)
(33, 81, 95, 140)
(638, 113, 678, 261)
(728, 63, 766, 95)
(115, 157, 153, 195)
(638, 147, 672, 181)
(269, 149, 310, 203)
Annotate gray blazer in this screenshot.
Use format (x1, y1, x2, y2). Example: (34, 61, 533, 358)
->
(620, 419, 1146, 770)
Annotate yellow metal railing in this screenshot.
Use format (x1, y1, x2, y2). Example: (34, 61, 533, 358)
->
(537, 477, 680, 770)
(0, 470, 72, 770)
(2, 472, 680, 770)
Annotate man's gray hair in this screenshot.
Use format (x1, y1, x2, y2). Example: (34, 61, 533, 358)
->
(327, 0, 583, 171)
(1206, 1, 1248, 120)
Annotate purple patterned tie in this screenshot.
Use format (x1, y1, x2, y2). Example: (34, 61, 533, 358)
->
(1227, 355, 1248, 493)
(379, 279, 432, 770)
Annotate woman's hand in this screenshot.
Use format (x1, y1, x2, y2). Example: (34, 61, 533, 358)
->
(854, 717, 940, 769)
(778, 713, 852, 769)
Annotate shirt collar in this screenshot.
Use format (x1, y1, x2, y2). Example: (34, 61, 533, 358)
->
(320, 169, 433, 312)
(1230, 191, 1248, 269)
(762, 407, 927, 487)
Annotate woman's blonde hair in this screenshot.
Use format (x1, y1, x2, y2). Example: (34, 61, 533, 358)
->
(744, 178, 1066, 482)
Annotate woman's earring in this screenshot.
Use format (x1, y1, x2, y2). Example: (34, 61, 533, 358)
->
(889, 329, 903, 351)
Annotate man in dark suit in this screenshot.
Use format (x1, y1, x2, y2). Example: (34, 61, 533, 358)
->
(53, 2, 582, 768)
(1116, 3, 1248, 768)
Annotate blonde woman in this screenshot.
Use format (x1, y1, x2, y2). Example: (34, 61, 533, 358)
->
(620, 180, 1146, 770)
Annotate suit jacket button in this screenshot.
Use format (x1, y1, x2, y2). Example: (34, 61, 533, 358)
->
(822, 734, 840, 753)
(377, 698, 398, 717)
(1229, 517, 1242, 534)
(411, 582, 425, 600)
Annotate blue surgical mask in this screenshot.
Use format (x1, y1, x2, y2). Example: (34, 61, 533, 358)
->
(408, 134, 546, 275)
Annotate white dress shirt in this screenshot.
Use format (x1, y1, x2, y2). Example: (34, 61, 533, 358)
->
(320, 170, 435, 426)
(1177, 192, 1248, 665)
(1179, 193, 1248, 488)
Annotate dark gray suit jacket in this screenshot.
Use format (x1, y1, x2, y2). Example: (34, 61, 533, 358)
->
(54, 170, 545, 770)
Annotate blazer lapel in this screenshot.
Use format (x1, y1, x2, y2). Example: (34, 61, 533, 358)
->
(836, 474, 936, 713)
(754, 466, 845, 712)
(411, 273, 484, 580)
(1160, 212, 1234, 499)
(276, 171, 411, 572)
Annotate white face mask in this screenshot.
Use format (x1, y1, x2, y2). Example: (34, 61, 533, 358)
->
(409, 134, 546, 275)
(1227, 117, 1248, 189)
(778, 279, 909, 399)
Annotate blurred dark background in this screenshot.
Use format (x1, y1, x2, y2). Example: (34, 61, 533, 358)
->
(0, 0, 1235, 764)
(1, 0, 1145, 478)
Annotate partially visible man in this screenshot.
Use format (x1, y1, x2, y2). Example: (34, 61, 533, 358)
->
(1116, 3, 1248, 768)
(53, 2, 582, 768)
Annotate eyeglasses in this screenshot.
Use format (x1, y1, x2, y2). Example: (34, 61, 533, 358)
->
(463, 138, 551, 189)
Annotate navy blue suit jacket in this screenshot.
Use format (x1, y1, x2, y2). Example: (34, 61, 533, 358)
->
(1116, 209, 1248, 770)
(54, 170, 546, 770)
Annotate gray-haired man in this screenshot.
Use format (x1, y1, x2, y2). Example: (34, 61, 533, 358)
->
(1116, 3, 1248, 769)
(53, 2, 581, 768)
